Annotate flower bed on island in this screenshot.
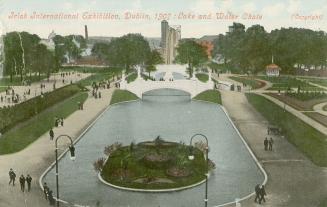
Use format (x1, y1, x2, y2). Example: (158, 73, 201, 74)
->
(96, 138, 215, 190)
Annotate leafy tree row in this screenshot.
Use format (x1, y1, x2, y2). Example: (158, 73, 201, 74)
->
(92, 33, 163, 76)
(53, 34, 86, 64)
(3, 32, 58, 81)
(175, 39, 209, 77)
(213, 22, 327, 74)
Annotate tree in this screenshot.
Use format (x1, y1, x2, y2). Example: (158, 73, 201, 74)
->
(213, 22, 327, 74)
(175, 39, 208, 78)
(53, 35, 86, 64)
(145, 50, 164, 77)
(107, 33, 151, 73)
(3, 31, 56, 82)
(92, 42, 110, 64)
(242, 25, 270, 74)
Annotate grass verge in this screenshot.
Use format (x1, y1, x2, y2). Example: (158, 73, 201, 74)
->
(0, 75, 47, 86)
(229, 76, 265, 89)
(0, 87, 6, 93)
(303, 112, 327, 127)
(110, 90, 139, 105)
(193, 90, 221, 105)
(0, 84, 84, 133)
(195, 74, 209, 83)
(246, 93, 327, 167)
(126, 73, 137, 83)
(319, 198, 327, 207)
(0, 92, 88, 154)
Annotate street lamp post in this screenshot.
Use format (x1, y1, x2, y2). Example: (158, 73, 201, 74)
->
(188, 133, 209, 207)
(55, 135, 76, 207)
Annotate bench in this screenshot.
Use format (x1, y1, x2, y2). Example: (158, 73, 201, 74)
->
(267, 126, 282, 135)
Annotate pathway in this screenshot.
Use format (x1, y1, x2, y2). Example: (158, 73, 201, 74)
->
(0, 73, 90, 107)
(313, 102, 327, 116)
(213, 74, 327, 207)
(255, 93, 327, 136)
(296, 77, 327, 91)
(0, 85, 115, 207)
(224, 74, 327, 136)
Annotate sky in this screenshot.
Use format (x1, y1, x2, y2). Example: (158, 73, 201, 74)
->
(0, 0, 327, 39)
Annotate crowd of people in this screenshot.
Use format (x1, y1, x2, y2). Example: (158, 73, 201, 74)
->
(91, 79, 117, 99)
(0, 72, 85, 109)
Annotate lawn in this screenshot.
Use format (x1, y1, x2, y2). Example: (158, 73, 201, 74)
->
(0, 87, 6, 93)
(229, 76, 265, 89)
(300, 77, 327, 87)
(193, 90, 221, 105)
(266, 93, 327, 111)
(319, 198, 327, 207)
(110, 90, 139, 105)
(101, 139, 207, 189)
(303, 112, 327, 127)
(0, 84, 84, 133)
(61, 66, 114, 74)
(246, 93, 327, 167)
(0, 92, 88, 154)
(0, 75, 47, 86)
(256, 76, 321, 91)
(126, 72, 137, 83)
(195, 73, 209, 83)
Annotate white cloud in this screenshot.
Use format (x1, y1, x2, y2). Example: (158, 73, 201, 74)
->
(311, 4, 327, 15)
(63, 2, 73, 10)
(287, 0, 301, 14)
(220, 0, 234, 11)
(131, 0, 142, 10)
(242, 2, 257, 13)
(261, 2, 286, 17)
(190, 0, 217, 13)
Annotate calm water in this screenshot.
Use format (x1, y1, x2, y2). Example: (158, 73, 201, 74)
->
(43, 89, 264, 207)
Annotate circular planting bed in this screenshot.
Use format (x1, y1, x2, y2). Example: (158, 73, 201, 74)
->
(100, 138, 212, 190)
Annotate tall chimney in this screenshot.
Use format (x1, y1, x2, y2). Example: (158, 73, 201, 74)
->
(84, 25, 88, 41)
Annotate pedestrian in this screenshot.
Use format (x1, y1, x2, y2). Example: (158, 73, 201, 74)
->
(19, 174, 25, 192)
(49, 128, 54, 140)
(60, 118, 64, 127)
(259, 185, 267, 203)
(26, 174, 32, 192)
(43, 182, 49, 200)
(264, 137, 268, 151)
(254, 184, 261, 203)
(98, 91, 101, 99)
(269, 137, 274, 151)
(8, 168, 16, 186)
(48, 190, 55, 205)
